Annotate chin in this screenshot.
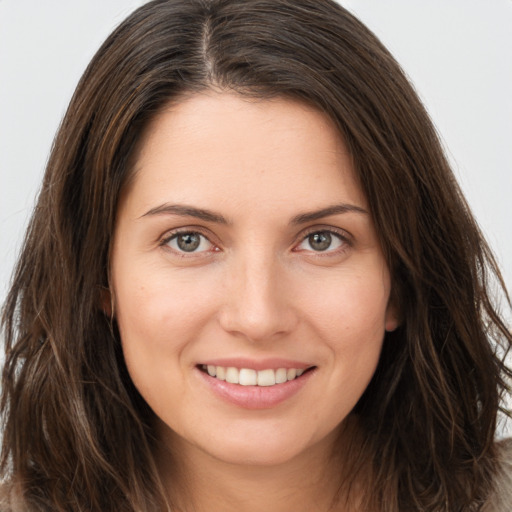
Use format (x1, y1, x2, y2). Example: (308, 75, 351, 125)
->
(203, 436, 313, 467)
(192, 417, 343, 469)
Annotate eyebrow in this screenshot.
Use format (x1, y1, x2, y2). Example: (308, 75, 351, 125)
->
(140, 204, 228, 224)
(290, 203, 368, 224)
(140, 202, 368, 225)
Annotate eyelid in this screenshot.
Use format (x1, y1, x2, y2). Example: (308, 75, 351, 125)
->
(157, 224, 352, 257)
(293, 225, 353, 253)
(159, 227, 220, 255)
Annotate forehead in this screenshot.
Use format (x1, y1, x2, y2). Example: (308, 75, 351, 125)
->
(120, 92, 368, 218)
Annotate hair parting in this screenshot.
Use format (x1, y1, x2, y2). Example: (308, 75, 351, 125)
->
(1, 1, 511, 510)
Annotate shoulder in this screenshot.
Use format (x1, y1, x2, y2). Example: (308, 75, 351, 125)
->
(0, 482, 24, 512)
(483, 438, 512, 512)
(0, 483, 11, 511)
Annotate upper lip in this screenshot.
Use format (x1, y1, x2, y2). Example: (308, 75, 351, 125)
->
(198, 358, 315, 371)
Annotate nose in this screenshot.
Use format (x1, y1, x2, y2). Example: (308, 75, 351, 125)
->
(218, 252, 298, 343)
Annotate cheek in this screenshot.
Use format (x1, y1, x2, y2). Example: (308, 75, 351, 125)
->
(115, 263, 219, 336)
(113, 267, 221, 388)
(300, 268, 391, 337)
(299, 268, 390, 386)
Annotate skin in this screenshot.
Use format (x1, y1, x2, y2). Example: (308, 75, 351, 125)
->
(111, 92, 398, 511)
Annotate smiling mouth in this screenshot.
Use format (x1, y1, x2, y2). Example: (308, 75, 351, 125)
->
(198, 364, 315, 387)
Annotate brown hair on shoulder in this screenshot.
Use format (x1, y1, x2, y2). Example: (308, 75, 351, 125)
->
(1, 1, 511, 510)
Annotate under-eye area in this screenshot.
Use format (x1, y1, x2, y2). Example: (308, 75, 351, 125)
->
(294, 228, 351, 254)
(160, 229, 219, 254)
(158, 227, 353, 261)
(198, 364, 317, 387)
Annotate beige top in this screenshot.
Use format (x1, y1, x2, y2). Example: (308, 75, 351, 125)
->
(1, 439, 511, 511)
(484, 438, 512, 512)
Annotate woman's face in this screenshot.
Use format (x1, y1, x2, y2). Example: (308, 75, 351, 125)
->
(111, 92, 398, 467)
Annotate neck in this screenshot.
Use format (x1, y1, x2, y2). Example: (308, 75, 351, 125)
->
(155, 417, 366, 512)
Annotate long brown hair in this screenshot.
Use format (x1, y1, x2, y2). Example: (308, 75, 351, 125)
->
(2, 1, 511, 510)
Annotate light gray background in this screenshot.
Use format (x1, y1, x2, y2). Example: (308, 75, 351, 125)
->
(1, 1, 511, 431)
(1, 0, 511, 305)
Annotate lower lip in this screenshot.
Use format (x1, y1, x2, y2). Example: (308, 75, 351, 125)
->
(195, 367, 315, 410)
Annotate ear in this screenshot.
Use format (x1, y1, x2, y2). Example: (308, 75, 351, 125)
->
(384, 300, 400, 332)
(99, 286, 113, 317)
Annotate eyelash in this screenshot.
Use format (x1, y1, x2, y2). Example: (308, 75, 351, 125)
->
(160, 228, 218, 257)
(159, 226, 352, 257)
(293, 227, 352, 256)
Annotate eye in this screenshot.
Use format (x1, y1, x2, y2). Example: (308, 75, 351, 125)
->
(164, 231, 215, 253)
(295, 230, 346, 253)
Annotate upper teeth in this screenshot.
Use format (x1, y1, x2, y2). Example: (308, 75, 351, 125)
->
(203, 365, 305, 386)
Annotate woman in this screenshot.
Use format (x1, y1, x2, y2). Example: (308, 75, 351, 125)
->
(1, 0, 511, 510)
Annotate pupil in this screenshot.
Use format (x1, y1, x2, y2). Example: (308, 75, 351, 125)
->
(309, 232, 331, 251)
(177, 233, 200, 252)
